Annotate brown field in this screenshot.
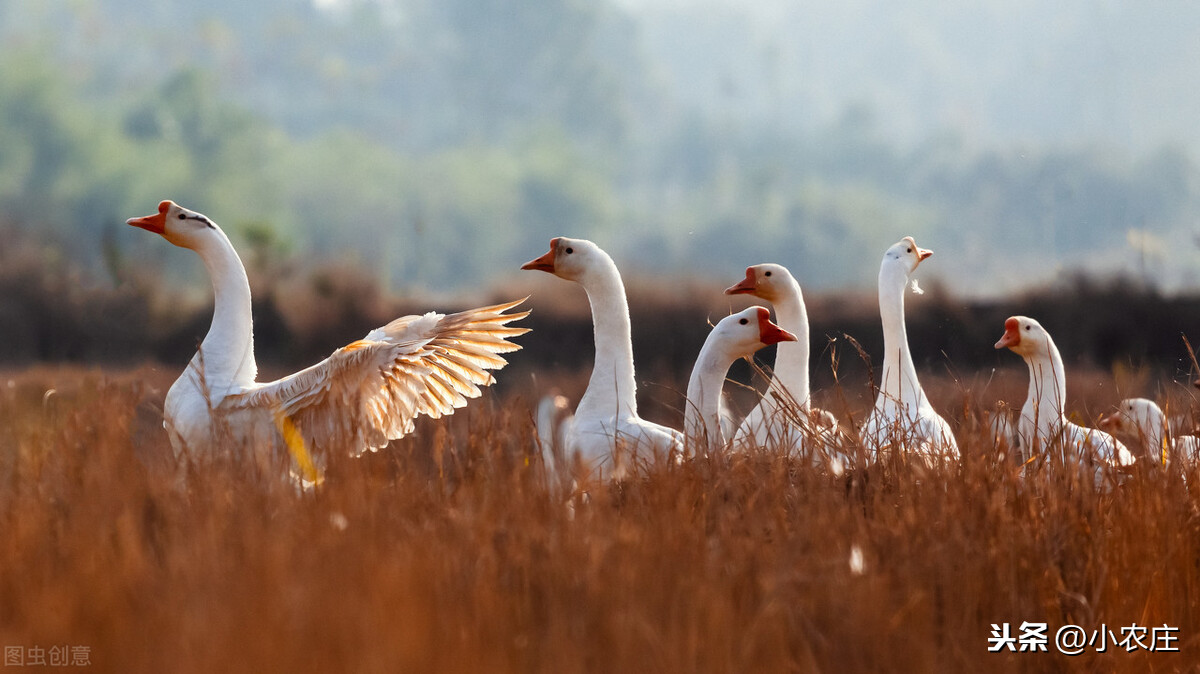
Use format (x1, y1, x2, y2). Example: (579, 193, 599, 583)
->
(3, 355, 1200, 673)
(5, 267, 1200, 672)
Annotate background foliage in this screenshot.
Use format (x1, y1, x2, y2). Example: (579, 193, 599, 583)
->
(2, 0, 1200, 297)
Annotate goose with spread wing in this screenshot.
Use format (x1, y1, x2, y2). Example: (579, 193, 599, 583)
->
(128, 201, 529, 469)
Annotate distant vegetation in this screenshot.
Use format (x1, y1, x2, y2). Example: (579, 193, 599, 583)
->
(1, 0, 1200, 297)
(3, 240, 1198, 419)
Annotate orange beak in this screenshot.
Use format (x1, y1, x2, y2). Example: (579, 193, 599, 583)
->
(756, 307, 797, 346)
(521, 238, 558, 273)
(725, 267, 757, 295)
(903, 236, 933, 263)
(1097, 412, 1121, 431)
(127, 200, 171, 235)
(994, 317, 1021, 350)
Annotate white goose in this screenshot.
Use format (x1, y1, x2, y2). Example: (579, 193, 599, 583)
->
(859, 237, 958, 463)
(995, 316, 1136, 485)
(724, 264, 846, 472)
(521, 237, 683, 477)
(685, 306, 796, 455)
(1100, 397, 1200, 469)
(534, 392, 572, 483)
(129, 201, 528, 473)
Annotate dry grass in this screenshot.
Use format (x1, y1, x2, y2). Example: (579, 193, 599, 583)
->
(2, 364, 1200, 674)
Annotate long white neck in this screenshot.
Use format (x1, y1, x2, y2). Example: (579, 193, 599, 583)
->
(575, 256, 638, 419)
(685, 338, 735, 451)
(768, 278, 811, 410)
(877, 261, 924, 407)
(188, 228, 257, 390)
(1020, 338, 1067, 440)
(1143, 407, 1168, 456)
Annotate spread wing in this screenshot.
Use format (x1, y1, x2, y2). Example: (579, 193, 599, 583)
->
(224, 298, 529, 455)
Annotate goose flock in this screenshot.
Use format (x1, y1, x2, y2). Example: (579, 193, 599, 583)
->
(128, 201, 1198, 487)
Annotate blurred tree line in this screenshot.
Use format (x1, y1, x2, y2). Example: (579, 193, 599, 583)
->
(1, 0, 1199, 296)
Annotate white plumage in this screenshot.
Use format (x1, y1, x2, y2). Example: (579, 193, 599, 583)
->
(684, 306, 796, 456)
(859, 237, 958, 465)
(522, 237, 682, 479)
(1100, 397, 1200, 469)
(129, 200, 528, 464)
(995, 316, 1135, 487)
(724, 263, 848, 474)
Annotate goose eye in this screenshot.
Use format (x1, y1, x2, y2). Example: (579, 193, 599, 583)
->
(906, 247, 912, 253)
(739, 318, 749, 325)
(178, 213, 187, 220)
(1025, 325, 1031, 331)
(764, 271, 772, 277)
(565, 247, 573, 254)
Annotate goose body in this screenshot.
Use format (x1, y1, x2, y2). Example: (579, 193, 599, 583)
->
(995, 316, 1135, 486)
(859, 237, 958, 463)
(725, 264, 847, 473)
(130, 201, 528, 466)
(685, 306, 796, 455)
(1100, 397, 1200, 468)
(522, 238, 682, 477)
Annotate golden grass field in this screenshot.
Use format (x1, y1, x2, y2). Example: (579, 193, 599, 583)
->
(2, 356, 1200, 673)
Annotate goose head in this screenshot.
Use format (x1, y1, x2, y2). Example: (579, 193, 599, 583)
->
(127, 200, 218, 249)
(724, 263, 795, 302)
(710, 306, 797, 360)
(521, 237, 607, 283)
(881, 236, 933, 276)
(994, 315, 1051, 359)
(1099, 398, 1164, 435)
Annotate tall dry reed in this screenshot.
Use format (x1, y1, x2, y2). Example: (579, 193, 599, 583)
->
(1, 366, 1198, 673)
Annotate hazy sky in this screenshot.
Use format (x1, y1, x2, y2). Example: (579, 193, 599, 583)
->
(622, 0, 1200, 156)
